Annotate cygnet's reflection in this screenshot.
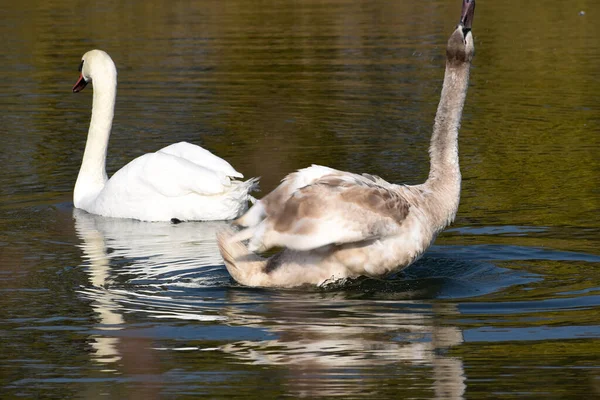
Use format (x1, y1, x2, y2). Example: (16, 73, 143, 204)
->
(221, 291, 466, 399)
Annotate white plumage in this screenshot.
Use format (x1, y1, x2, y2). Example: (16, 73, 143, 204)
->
(72, 50, 257, 222)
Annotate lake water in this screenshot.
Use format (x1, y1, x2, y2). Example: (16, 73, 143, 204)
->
(1, 0, 599, 398)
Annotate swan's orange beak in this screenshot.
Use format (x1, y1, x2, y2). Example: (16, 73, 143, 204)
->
(72, 74, 88, 93)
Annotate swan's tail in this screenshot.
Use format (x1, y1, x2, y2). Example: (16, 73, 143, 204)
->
(223, 177, 259, 220)
(217, 226, 268, 287)
(237, 176, 260, 199)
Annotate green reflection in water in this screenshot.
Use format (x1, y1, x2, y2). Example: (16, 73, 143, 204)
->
(0, 0, 599, 398)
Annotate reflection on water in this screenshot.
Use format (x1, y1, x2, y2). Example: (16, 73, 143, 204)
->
(73, 209, 226, 367)
(74, 208, 468, 397)
(74, 209, 228, 287)
(65, 205, 600, 397)
(1, 0, 599, 398)
(220, 296, 466, 398)
(0, 202, 594, 398)
(71, 206, 597, 398)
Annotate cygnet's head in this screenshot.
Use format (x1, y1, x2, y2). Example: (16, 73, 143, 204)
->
(72, 49, 117, 93)
(446, 0, 475, 65)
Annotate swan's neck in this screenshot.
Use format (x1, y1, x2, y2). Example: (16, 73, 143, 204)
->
(424, 61, 470, 224)
(74, 75, 116, 208)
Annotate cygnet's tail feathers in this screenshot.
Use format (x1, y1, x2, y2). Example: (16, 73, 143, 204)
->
(217, 226, 267, 286)
(234, 200, 266, 228)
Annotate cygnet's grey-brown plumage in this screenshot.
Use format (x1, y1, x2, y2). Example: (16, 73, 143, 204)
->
(218, 0, 476, 287)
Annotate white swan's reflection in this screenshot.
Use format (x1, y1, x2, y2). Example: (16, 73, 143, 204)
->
(74, 208, 466, 397)
(73, 209, 227, 369)
(74, 208, 228, 286)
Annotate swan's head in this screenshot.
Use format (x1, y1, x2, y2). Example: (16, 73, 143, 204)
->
(72, 50, 117, 93)
(446, 0, 475, 65)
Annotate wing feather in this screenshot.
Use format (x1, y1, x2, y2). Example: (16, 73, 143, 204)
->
(130, 152, 230, 197)
(158, 141, 243, 178)
(244, 173, 410, 252)
(235, 164, 337, 227)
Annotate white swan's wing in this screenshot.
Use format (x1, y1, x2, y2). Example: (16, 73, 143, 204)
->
(157, 141, 243, 178)
(94, 152, 256, 221)
(132, 152, 231, 197)
(236, 172, 410, 252)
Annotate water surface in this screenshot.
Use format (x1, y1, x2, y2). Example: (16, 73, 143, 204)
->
(1, 0, 599, 398)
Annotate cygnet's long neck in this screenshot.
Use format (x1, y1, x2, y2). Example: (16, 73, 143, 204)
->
(74, 72, 116, 208)
(424, 59, 471, 223)
(428, 61, 470, 185)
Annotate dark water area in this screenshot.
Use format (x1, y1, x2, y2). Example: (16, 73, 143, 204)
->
(1, 0, 599, 398)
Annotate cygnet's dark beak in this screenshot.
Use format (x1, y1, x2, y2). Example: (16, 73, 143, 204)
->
(72, 74, 88, 93)
(460, 0, 475, 32)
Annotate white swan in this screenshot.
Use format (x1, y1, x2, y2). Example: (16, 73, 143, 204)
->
(217, 0, 476, 287)
(72, 49, 258, 222)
